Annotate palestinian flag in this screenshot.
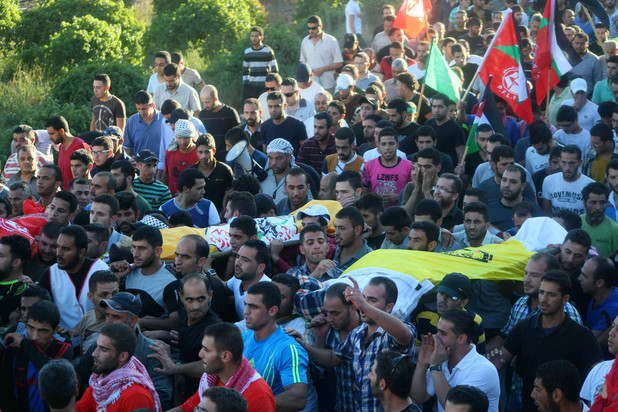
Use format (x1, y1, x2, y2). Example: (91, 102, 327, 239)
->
(478, 10, 534, 124)
(424, 39, 462, 103)
(532, 0, 574, 106)
(466, 76, 507, 155)
(394, 0, 432, 40)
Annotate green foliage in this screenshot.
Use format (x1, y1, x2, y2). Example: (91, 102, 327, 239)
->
(262, 23, 303, 78)
(145, 0, 266, 61)
(13, 0, 144, 69)
(294, 0, 347, 38)
(0, 0, 20, 52)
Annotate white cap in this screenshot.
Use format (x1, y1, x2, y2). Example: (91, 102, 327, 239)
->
(296, 204, 331, 226)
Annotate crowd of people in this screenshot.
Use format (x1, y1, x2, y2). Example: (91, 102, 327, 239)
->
(4, 0, 618, 410)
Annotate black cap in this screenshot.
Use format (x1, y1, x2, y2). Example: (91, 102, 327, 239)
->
(296, 63, 312, 83)
(100, 292, 142, 317)
(344, 33, 357, 48)
(359, 96, 378, 110)
(136, 149, 158, 163)
(436, 273, 471, 301)
(165, 108, 191, 124)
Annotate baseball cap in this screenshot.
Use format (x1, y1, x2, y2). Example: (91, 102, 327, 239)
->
(359, 96, 378, 110)
(174, 119, 196, 138)
(435, 273, 471, 301)
(296, 63, 312, 83)
(297, 204, 331, 226)
(336, 74, 354, 91)
(570, 78, 587, 94)
(344, 33, 358, 48)
(103, 126, 123, 138)
(100, 292, 142, 317)
(165, 108, 191, 124)
(136, 149, 158, 163)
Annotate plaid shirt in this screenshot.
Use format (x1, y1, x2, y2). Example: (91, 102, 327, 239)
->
(501, 295, 582, 337)
(581, 147, 618, 179)
(290, 270, 327, 322)
(296, 135, 336, 175)
(335, 322, 417, 412)
(325, 329, 356, 412)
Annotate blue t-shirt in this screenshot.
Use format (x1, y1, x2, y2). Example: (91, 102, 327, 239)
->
(586, 287, 618, 332)
(159, 198, 220, 228)
(124, 110, 165, 155)
(243, 326, 309, 395)
(261, 117, 308, 155)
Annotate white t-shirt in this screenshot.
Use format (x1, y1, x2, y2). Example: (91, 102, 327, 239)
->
(525, 146, 550, 176)
(580, 360, 613, 402)
(362, 147, 406, 162)
(561, 99, 601, 131)
(345, 0, 362, 34)
(147, 73, 163, 94)
(125, 263, 177, 315)
(227, 275, 271, 320)
(542, 172, 596, 214)
(553, 128, 591, 156)
(298, 80, 324, 105)
(407, 64, 426, 81)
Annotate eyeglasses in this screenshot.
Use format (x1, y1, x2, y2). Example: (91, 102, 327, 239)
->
(283, 91, 296, 98)
(92, 150, 111, 156)
(307, 26, 319, 31)
(433, 186, 456, 194)
(266, 87, 277, 91)
(388, 355, 411, 383)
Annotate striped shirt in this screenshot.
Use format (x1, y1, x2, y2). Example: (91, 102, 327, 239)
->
(296, 135, 336, 175)
(243, 45, 278, 87)
(133, 178, 172, 209)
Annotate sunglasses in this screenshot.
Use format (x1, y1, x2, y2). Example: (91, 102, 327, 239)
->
(283, 92, 296, 97)
(266, 87, 278, 91)
(307, 26, 319, 31)
(388, 355, 411, 382)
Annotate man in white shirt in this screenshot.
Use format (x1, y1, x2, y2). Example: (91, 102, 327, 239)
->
(553, 105, 591, 155)
(296, 63, 324, 104)
(345, 0, 363, 37)
(560, 78, 600, 131)
(300, 15, 344, 92)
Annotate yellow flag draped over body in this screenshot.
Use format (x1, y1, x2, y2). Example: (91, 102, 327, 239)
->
(343, 240, 533, 283)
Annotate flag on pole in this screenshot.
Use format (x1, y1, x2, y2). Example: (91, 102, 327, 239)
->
(478, 10, 534, 124)
(531, 0, 574, 106)
(424, 40, 462, 103)
(393, 0, 432, 40)
(466, 76, 507, 155)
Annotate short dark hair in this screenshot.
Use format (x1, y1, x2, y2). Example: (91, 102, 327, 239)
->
(367, 276, 398, 305)
(415, 126, 437, 141)
(114, 191, 138, 215)
(325, 282, 353, 306)
(22, 285, 52, 301)
(336, 170, 363, 191)
(529, 252, 561, 272)
(229, 215, 258, 237)
(178, 168, 205, 193)
(161, 99, 181, 115)
(535, 360, 582, 403)
(512, 201, 539, 218)
(0, 196, 11, 216)
(41, 221, 63, 240)
(196, 133, 217, 149)
(202, 387, 248, 412)
(440, 173, 463, 197)
(93, 171, 117, 191)
(387, 98, 408, 114)
(314, 111, 334, 129)
(133, 225, 163, 248)
(100, 323, 137, 359)
(242, 239, 269, 266)
(70, 148, 93, 165)
(247, 281, 281, 310)
(0, 234, 32, 266)
(529, 121, 553, 145)
(170, 51, 183, 64)
(590, 123, 614, 143)
(446, 385, 489, 412)
(490, 145, 515, 164)
(45, 116, 70, 134)
(83, 223, 109, 245)
(59, 225, 88, 251)
(204, 323, 244, 363)
(334, 127, 355, 145)
(588, 256, 616, 286)
(552, 209, 582, 230)
(286, 167, 308, 185)
(272, 273, 301, 297)
(541, 269, 572, 297)
(414, 199, 442, 222)
(335, 206, 365, 230)
(410, 220, 440, 245)
(53, 191, 78, 214)
(232, 175, 261, 195)
(432, 93, 451, 106)
(93, 194, 119, 216)
(608, 158, 618, 174)
(225, 128, 250, 146)
(582, 182, 610, 202)
(88, 270, 119, 293)
(468, 16, 482, 27)
(440, 309, 475, 344)
(182, 234, 210, 260)
(28, 300, 60, 329)
(110, 159, 135, 182)
(163, 63, 180, 77)
(464, 188, 489, 205)
(377, 127, 397, 144)
(355, 193, 385, 215)
(556, 105, 578, 122)
(226, 191, 257, 218)
(300, 223, 327, 244)
(329, 100, 346, 116)
(374, 351, 415, 398)
(39, 359, 77, 409)
(416, 148, 441, 166)
(267, 90, 284, 103)
(155, 50, 171, 63)
(170, 210, 194, 227)
(503, 165, 526, 183)
(463, 201, 490, 223)
(379, 206, 411, 231)
(134, 90, 152, 105)
(281, 77, 298, 89)
(564, 228, 592, 250)
(41, 164, 63, 183)
(91, 136, 113, 151)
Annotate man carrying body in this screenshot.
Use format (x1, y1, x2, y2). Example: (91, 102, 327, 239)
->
(276, 167, 312, 215)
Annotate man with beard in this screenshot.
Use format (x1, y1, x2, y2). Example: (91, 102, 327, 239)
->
(407, 41, 429, 81)
(0, 235, 31, 326)
(23, 221, 62, 282)
(238, 98, 266, 157)
(112, 226, 178, 331)
(453, 202, 502, 248)
(479, 145, 537, 203)
(433, 173, 464, 230)
(261, 90, 308, 155)
(76, 324, 160, 410)
(297, 112, 336, 175)
(171, 323, 276, 412)
(276, 167, 312, 215)
(111, 159, 152, 217)
(154, 63, 200, 115)
(488, 271, 603, 412)
(556, 230, 592, 318)
(580, 182, 618, 256)
(46, 115, 91, 190)
(242, 26, 279, 101)
(425, 94, 466, 165)
(411, 310, 500, 412)
(38, 225, 109, 329)
(489, 166, 542, 231)
(47, 191, 77, 227)
(323, 127, 365, 175)
(37, 164, 63, 208)
(387, 99, 419, 155)
(114, 192, 139, 237)
(331, 206, 373, 278)
(90, 194, 132, 259)
(369, 351, 416, 412)
(532, 360, 589, 412)
(69, 177, 91, 215)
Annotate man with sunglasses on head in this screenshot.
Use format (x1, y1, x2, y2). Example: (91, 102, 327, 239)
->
(369, 351, 417, 412)
(300, 15, 344, 93)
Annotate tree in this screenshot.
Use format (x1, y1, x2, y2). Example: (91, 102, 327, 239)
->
(0, 0, 20, 53)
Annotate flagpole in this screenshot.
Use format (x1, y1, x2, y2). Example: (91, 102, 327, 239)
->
(545, 73, 551, 117)
(415, 82, 426, 123)
(582, 6, 608, 58)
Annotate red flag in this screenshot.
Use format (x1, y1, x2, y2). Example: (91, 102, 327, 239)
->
(478, 11, 534, 124)
(393, 0, 432, 40)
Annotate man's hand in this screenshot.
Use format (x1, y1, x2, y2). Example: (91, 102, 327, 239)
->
(421, 170, 434, 194)
(4, 332, 25, 348)
(313, 67, 326, 77)
(311, 260, 337, 279)
(148, 340, 178, 375)
(344, 277, 366, 311)
(441, 229, 455, 249)
(19, 275, 35, 287)
(454, 163, 465, 176)
(270, 239, 284, 261)
(338, 195, 357, 207)
(412, 168, 423, 193)
(362, 222, 373, 239)
(417, 333, 435, 367)
(382, 192, 399, 205)
(309, 314, 330, 339)
(285, 328, 307, 347)
(429, 334, 449, 366)
(486, 348, 506, 369)
(110, 260, 131, 278)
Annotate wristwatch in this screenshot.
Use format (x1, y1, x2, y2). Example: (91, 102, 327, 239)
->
(429, 364, 443, 372)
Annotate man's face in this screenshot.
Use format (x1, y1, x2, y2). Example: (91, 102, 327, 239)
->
(475, 131, 491, 153)
(250, 30, 262, 46)
(523, 258, 548, 296)
(387, 109, 404, 130)
(132, 239, 157, 269)
(281, 85, 299, 106)
(360, 208, 379, 231)
(92, 334, 121, 375)
(492, 156, 515, 179)
(71, 183, 91, 211)
(234, 245, 260, 281)
(590, 135, 611, 156)
(314, 118, 330, 141)
(608, 315, 618, 355)
(48, 197, 72, 226)
(379, 135, 398, 161)
(17, 148, 37, 175)
(390, 29, 404, 43)
(116, 208, 137, 236)
(0, 244, 15, 280)
(453, 52, 466, 68)
(268, 152, 290, 175)
(436, 292, 464, 315)
(353, 56, 368, 75)
(307, 22, 322, 38)
(578, 259, 599, 295)
(389, 46, 404, 61)
(243, 103, 261, 127)
(181, 279, 211, 323)
(548, 155, 561, 174)
(92, 145, 112, 167)
(335, 217, 360, 248)
(417, 44, 429, 63)
(285, 173, 309, 209)
(300, 231, 329, 265)
(608, 168, 618, 193)
(572, 36, 587, 55)
(463, 211, 488, 243)
(359, 103, 374, 121)
(530, 20, 540, 35)
(432, 99, 448, 121)
(229, 227, 250, 253)
(110, 168, 128, 193)
(274, 281, 294, 317)
(90, 202, 114, 230)
(136, 161, 157, 184)
(469, 24, 481, 37)
(37, 167, 59, 197)
(86, 230, 107, 259)
(324, 296, 353, 331)
(314, 95, 329, 113)
(174, 238, 202, 275)
(184, 178, 206, 204)
(559, 152, 581, 181)
(435, 319, 462, 355)
(417, 157, 440, 182)
(267, 98, 285, 120)
(608, 63, 618, 80)
(335, 181, 359, 203)
(607, 0, 617, 8)
(20, 297, 40, 322)
(104, 307, 132, 326)
(584, 193, 608, 223)
(455, 13, 466, 28)
(90, 282, 119, 316)
(416, 135, 435, 151)
(164, 74, 180, 91)
(538, 280, 566, 316)
(407, 229, 431, 251)
(369, 361, 384, 401)
(532, 139, 552, 156)
(199, 335, 224, 376)
(500, 170, 524, 201)
(71, 160, 89, 179)
(244, 293, 273, 330)
(433, 177, 456, 208)
(56, 233, 82, 271)
(13, 132, 33, 152)
(38, 233, 58, 264)
(363, 119, 377, 141)
(327, 106, 343, 124)
(360, 283, 390, 324)
(90, 174, 111, 198)
(0, 202, 9, 219)
(135, 103, 154, 121)
(531, 377, 556, 412)
(26, 319, 56, 352)
(560, 240, 588, 272)
(9, 188, 28, 216)
(383, 225, 408, 246)
(93, 80, 107, 99)
(201, 94, 216, 111)
(335, 138, 354, 162)
(46, 127, 64, 145)
(154, 57, 167, 76)
(563, 9, 575, 25)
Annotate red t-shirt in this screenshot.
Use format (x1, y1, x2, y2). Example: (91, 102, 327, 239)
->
(76, 383, 156, 412)
(180, 377, 276, 412)
(59, 137, 91, 190)
(164, 149, 198, 197)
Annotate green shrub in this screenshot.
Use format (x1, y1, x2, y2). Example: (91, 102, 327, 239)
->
(262, 23, 302, 79)
(0, 0, 20, 52)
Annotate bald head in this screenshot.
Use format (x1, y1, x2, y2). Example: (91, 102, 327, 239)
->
(201, 85, 219, 111)
(320, 172, 339, 200)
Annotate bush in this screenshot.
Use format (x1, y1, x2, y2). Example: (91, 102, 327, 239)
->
(13, 0, 144, 68)
(0, 0, 20, 53)
(262, 23, 302, 79)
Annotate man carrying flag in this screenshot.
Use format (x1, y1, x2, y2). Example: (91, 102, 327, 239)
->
(424, 39, 462, 103)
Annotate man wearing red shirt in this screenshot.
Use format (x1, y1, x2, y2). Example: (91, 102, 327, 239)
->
(46, 116, 91, 190)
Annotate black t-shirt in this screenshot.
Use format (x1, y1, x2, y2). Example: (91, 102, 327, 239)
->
(397, 122, 421, 155)
(445, 29, 467, 39)
(0, 280, 28, 325)
(458, 33, 484, 53)
(532, 168, 548, 205)
(366, 232, 386, 250)
(39, 258, 97, 303)
(352, 121, 365, 147)
(198, 105, 241, 161)
(261, 116, 308, 156)
(409, 94, 432, 125)
(425, 118, 466, 165)
(442, 206, 464, 231)
(464, 151, 484, 181)
(189, 161, 234, 212)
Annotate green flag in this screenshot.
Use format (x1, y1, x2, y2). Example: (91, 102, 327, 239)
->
(424, 41, 462, 103)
